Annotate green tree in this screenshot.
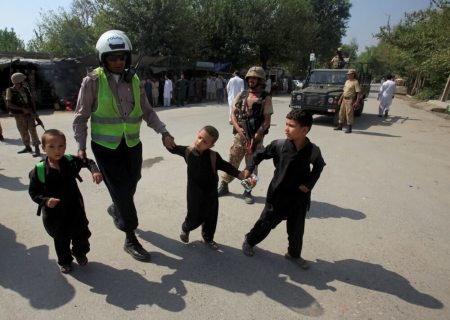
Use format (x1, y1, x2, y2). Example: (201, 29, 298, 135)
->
(376, 2, 450, 98)
(0, 28, 25, 52)
(310, 0, 351, 63)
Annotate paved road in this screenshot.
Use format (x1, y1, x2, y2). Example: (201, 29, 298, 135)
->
(1, 92, 449, 319)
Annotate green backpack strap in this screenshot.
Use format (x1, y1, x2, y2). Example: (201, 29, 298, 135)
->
(185, 147, 216, 172)
(36, 161, 46, 183)
(35, 155, 76, 183)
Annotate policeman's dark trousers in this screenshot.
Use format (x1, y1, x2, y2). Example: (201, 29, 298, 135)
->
(245, 203, 307, 259)
(182, 193, 218, 242)
(92, 140, 142, 233)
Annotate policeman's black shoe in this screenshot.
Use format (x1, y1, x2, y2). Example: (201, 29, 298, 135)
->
(180, 230, 189, 243)
(32, 146, 41, 157)
(107, 204, 121, 230)
(0, 134, 4, 141)
(243, 191, 254, 204)
(333, 125, 342, 131)
(18, 145, 32, 154)
(284, 252, 310, 270)
(345, 125, 352, 134)
(124, 232, 151, 262)
(218, 181, 229, 197)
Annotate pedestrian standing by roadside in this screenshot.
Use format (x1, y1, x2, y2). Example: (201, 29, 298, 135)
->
(73, 30, 176, 262)
(334, 69, 361, 133)
(241, 110, 325, 270)
(378, 74, 396, 118)
(29, 129, 103, 274)
(150, 77, 159, 107)
(5, 72, 41, 156)
(226, 71, 244, 123)
(218, 66, 273, 204)
(163, 75, 173, 107)
(167, 125, 244, 250)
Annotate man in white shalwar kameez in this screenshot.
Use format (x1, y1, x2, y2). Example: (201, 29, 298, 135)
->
(163, 75, 173, 107)
(378, 75, 396, 117)
(226, 71, 244, 123)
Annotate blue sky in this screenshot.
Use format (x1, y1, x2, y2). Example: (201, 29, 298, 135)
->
(1, 0, 432, 52)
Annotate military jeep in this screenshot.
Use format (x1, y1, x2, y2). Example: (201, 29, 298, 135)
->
(289, 64, 372, 125)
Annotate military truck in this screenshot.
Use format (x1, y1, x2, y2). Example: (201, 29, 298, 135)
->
(289, 64, 372, 125)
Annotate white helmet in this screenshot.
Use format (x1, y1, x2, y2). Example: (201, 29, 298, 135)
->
(95, 30, 132, 67)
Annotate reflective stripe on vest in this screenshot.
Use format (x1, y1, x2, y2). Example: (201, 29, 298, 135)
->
(91, 67, 143, 149)
(36, 155, 74, 183)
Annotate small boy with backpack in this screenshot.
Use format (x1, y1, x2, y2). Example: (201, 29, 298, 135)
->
(28, 129, 102, 273)
(241, 110, 326, 269)
(167, 125, 245, 250)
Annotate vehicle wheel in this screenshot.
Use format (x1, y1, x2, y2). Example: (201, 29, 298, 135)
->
(355, 100, 364, 116)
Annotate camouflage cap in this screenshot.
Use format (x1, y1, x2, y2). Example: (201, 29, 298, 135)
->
(347, 69, 356, 75)
(11, 72, 26, 84)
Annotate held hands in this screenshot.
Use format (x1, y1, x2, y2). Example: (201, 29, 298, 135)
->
(238, 169, 251, 180)
(92, 171, 103, 184)
(299, 185, 310, 193)
(46, 197, 61, 208)
(163, 135, 176, 150)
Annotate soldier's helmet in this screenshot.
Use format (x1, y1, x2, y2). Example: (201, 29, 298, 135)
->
(95, 30, 132, 68)
(337, 47, 343, 51)
(245, 66, 266, 85)
(11, 72, 26, 84)
(347, 69, 357, 75)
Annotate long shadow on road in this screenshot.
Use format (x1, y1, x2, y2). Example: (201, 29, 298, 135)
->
(138, 229, 324, 317)
(70, 262, 186, 312)
(139, 230, 443, 313)
(0, 223, 75, 309)
(308, 201, 366, 220)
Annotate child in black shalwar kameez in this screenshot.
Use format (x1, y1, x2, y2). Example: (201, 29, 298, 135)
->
(241, 110, 326, 269)
(168, 126, 244, 250)
(29, 129, 102, 273)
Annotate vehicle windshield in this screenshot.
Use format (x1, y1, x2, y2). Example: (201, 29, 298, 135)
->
(308, 70, 347, 85)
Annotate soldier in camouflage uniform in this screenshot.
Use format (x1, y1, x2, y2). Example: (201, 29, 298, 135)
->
(218, 66, 273, 204)
(5, 72, 41, 156)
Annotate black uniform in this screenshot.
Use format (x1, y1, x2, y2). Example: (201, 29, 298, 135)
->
(169, 145, 240, 241)
(29, 155, 98, 266)
(245, 138, 326, 258)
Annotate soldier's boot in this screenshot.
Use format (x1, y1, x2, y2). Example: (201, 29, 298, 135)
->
(218, 181, 229, 197)
(345, 125, 352, 134)
(18, 145, 32, 154)
(32, 146, 41, 157)
(333, 124, 342, 131)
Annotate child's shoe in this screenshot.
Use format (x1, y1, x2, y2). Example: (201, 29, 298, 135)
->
(60, 264, 72, 274)
(75, 254, 88, 266)
(284, 252, 310, 270)
(242, 240, 254, 256)
(180, 230, 189, 243)
(203, 239, 219, 250)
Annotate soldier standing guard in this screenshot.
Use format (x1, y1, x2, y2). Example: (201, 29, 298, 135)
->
(218, 66, 273, 204)
(5, 72, 41, 156)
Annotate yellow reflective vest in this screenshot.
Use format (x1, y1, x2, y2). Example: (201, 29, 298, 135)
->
(91, 67, 143, 149)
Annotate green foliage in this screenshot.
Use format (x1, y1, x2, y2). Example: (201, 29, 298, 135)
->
(23, 0, 351, 75)
(0, 28, 25, 52)
(370, 3, 450, 96)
